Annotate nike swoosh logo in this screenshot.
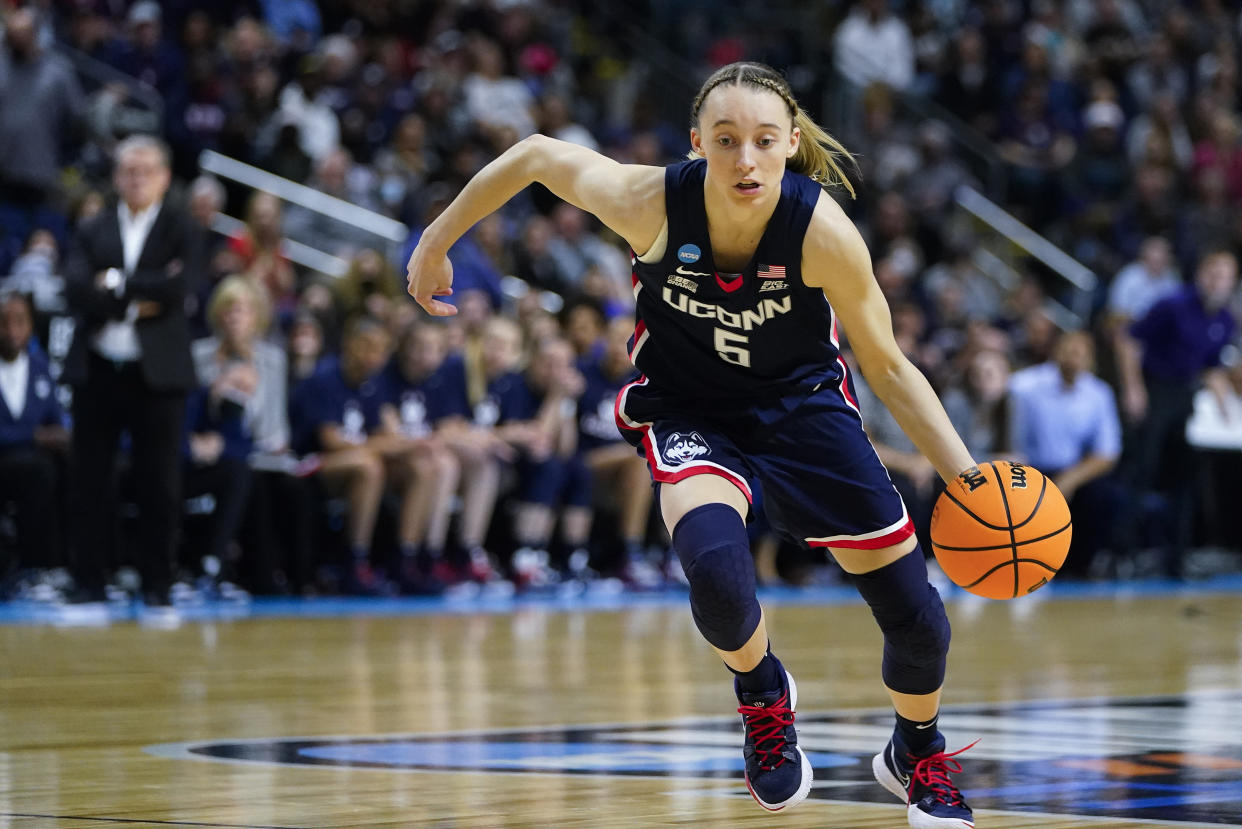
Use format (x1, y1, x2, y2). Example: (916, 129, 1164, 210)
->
(891, 744, 911, 790)
(915, 722, 936, 729)
(676, 265, 711, 277)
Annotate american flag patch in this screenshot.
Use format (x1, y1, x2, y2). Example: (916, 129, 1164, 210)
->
(758, 264, 785, 279)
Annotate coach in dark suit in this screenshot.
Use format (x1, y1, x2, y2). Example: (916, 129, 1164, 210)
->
(63, 135, 198, 610)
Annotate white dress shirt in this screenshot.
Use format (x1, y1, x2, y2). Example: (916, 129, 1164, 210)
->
(0, 350, 30, 420)
(93, 200, 162, 362)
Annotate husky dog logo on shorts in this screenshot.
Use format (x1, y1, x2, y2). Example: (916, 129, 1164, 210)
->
(664, 431, 711, 464)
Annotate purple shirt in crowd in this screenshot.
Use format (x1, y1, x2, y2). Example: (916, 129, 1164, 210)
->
(1130, 287, 1236, 384)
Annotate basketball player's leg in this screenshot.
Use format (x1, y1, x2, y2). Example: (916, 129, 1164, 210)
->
(753, 392, 969, 827)
(831, 540, 971, 829)
(829, 538, 945, 718)
(615, 383, 810, 809)
(661, 473, 811, 811)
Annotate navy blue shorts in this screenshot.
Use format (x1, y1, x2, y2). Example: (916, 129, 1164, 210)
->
(516, 453, 593, 508)
(614, 376, 913, 550)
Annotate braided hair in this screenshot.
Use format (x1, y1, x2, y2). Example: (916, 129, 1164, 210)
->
(690, 62, 857, 198)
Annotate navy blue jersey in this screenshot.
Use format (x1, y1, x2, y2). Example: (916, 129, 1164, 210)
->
(577, 357, 633, 451)
(380, 354, 472, 438)
(630, 159, 845, 404)
(473, 370, 538, 427)
(0, 350, 66, 450)
(289, 357, 385, 455)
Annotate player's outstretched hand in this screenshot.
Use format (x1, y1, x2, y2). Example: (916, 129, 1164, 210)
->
(406, 244, 457, 316)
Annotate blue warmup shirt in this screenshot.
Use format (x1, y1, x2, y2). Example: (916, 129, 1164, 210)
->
(289, 357, 386, 455)
(0, 350, 65, 450)
(577, 356, 633, 451)
(629, 159, 842, 404)
(1130, 286, 1236, 384)
(473, 370, 539, 427)
(380, 354, 472, 437)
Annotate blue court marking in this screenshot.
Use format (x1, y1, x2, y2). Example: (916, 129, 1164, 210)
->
(1, 574, 1240, 625)
(296, 740, 857, 773)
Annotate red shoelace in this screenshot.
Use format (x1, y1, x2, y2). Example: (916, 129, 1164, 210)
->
(737, 692, 795, 771)
(910, 739, 979, 806)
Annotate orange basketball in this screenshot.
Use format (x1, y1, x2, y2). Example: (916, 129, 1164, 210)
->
(930, 461, 1072, 599)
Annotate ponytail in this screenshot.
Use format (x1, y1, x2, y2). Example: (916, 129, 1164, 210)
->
(689, 62, 858, 199)
(791, 109, 858, 198)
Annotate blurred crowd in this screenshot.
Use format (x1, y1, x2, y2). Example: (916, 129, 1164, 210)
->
(1, 0, 1241, 610)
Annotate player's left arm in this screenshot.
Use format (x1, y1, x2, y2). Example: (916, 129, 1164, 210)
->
(802, 194, 976, 484)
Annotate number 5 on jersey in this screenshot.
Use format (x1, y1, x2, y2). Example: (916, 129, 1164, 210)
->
(714, 327, 751, 367)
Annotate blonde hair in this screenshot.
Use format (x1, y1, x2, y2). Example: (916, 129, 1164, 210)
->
(690, 62, 858, 198)
(207, 274, 272, 338)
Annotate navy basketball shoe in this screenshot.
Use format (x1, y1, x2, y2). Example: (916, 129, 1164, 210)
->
(735, 668, 813, 811)
(872, 731, 976, 828)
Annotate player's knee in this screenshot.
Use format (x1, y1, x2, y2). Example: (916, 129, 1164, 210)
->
(674, 503, 760, 652)
(852, 549, 950, 694)
(880, 589, 950, 693)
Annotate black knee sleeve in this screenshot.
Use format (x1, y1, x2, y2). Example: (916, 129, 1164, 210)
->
(673, 503, 761, 652)
(851, 548, 951, 695)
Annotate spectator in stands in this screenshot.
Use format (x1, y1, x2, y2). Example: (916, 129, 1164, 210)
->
(512, 214, 566, 294)
(1105, 237, 1181, 339)
(1066, 101, 1130, 241)
(0, 6, 85, 271)
(941, 347, 1013, 461)
(1010, 331, 1123, 577)
(4, 230, 62, 317)
(932, 27, 998, 135)
(561, 296, 607, 362)
(284, 147, 380, 257)
(1182, 167, 1234, 271)
(62, 135, 200, 620)
(1127, 33, 1189, 113)
(1119, 250, 1238, 576)
(1191, 109, 1242, 205)
(1127, 92, 1193, 172)
(549, 205, 633, 303)
(286, 312, 325, 386)
(0, 291, 69, 576)
(289, 316, 448, 596)
(579, 316, 656, 579)
(229, 191, 296, 317)
(463, 36, 536, 141)
(334, 249, 404, 327)
(187, 176, 225, 233)
(997, 81, 1077, 227)
(104, 2, 188, 170)
(373, 113, 438, 223)
(1113, 163, 1182, 261)
(382, 321, 505, 587)
(508, 336, 588, 587)
(833, 0, 915, 92)
(191, 275, 309, 595)
(273, 53, 340, 163)
(537, 92, 599, 151)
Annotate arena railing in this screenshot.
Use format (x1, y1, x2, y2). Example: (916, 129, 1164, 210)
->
(198, 150, 409, 247)
(56, 44, 164, 132)
(208, 213, 350, 279)
(953, 184, 1098, 329)
(197, 150, 563, 310)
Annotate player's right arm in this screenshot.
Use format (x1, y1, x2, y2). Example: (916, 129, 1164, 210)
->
(407, 134, 666, 315)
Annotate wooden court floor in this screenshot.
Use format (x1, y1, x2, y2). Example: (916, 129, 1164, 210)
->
(2, 589, 1241, 828)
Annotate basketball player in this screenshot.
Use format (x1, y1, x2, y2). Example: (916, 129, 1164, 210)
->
(407, 62, 978, 828)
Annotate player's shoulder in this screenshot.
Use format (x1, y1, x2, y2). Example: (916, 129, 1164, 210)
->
(800, 190, 870, 284)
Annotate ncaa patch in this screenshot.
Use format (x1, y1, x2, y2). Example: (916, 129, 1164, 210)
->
(663, 431, 710, 464)
(148, 691, 1242, 825)
(676, 244, 702, 264)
